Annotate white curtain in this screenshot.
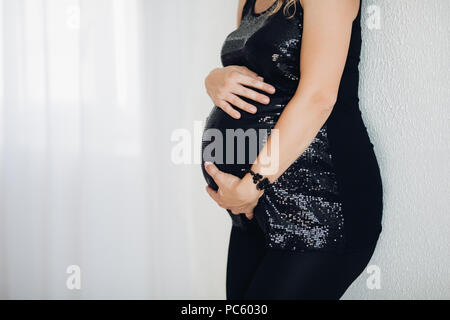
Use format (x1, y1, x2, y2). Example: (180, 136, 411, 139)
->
(0, 0, 235, 299)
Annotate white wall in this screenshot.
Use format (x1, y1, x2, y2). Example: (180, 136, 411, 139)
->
(343, 0, 450, 299)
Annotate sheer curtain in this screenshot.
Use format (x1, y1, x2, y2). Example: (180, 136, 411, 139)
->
(0, 0, 235, 299)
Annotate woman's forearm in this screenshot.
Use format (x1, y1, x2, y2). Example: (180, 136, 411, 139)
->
(243, 0, 359, 190)
(247, 90, 336, 185)
(214, 0, 359, 209)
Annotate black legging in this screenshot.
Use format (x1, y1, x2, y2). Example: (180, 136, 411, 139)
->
(226, 219, 377, 300)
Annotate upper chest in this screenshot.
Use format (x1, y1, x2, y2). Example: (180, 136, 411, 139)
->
(220, 5, 304, 88)
(221, 5, 303, 69)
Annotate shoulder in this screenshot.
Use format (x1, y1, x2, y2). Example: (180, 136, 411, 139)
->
(238, 0, 248, 8)
(238, 0, 248, 13)
(301, 0, 360, 22)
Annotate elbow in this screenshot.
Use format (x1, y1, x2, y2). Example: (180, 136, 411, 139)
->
(307, 91, 338, 112)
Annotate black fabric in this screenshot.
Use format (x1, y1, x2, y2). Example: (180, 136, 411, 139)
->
(227, 221, 377, 300)
(201, 0, 382, 252)
(200, 0, 383, 299)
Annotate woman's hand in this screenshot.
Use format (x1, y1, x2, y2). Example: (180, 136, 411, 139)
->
(204, 162, 264, 220)
(205, 66, 276, 119)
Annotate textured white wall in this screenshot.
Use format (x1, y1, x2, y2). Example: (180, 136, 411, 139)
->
(343, 0, 450, 299)
(193, 0, 450, 300)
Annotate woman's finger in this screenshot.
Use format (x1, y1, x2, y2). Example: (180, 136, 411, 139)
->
(231, 208, 241, 215)
(245, 212, 254, 220)
(232, 85, 271, 106)
(226, 93, 258, 114)
(217, 100, 241, 119)
(239, 74, 276, 95)
(204, 162, 227, 188)
(235, 66, 261, 80)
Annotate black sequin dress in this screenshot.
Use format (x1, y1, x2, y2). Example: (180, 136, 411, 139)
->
(201, 0, 383, 253)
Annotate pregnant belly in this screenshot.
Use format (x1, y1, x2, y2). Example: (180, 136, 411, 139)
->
(201, 98, 288, 190)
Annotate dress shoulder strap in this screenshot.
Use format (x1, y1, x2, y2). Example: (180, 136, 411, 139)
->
(241, 0, 256, 20)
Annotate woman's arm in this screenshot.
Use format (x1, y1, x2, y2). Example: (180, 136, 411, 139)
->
(205, 0, 360, 217)
(245, 0, 360, 182)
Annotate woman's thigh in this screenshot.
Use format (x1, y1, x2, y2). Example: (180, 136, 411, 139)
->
(226, 218, 267, 300)
(244, 245, 377, 300)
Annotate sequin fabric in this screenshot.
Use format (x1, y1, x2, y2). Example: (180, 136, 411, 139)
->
(201, 0, 345, 252)
(221, 0, 303, 96)
(255, 123, 345, 251)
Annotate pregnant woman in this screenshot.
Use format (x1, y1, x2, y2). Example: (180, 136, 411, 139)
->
(201, 0, 383, 299)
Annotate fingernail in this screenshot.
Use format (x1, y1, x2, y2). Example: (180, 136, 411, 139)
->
(250, 107, 257, 113)
(205, 161, 212, 166)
